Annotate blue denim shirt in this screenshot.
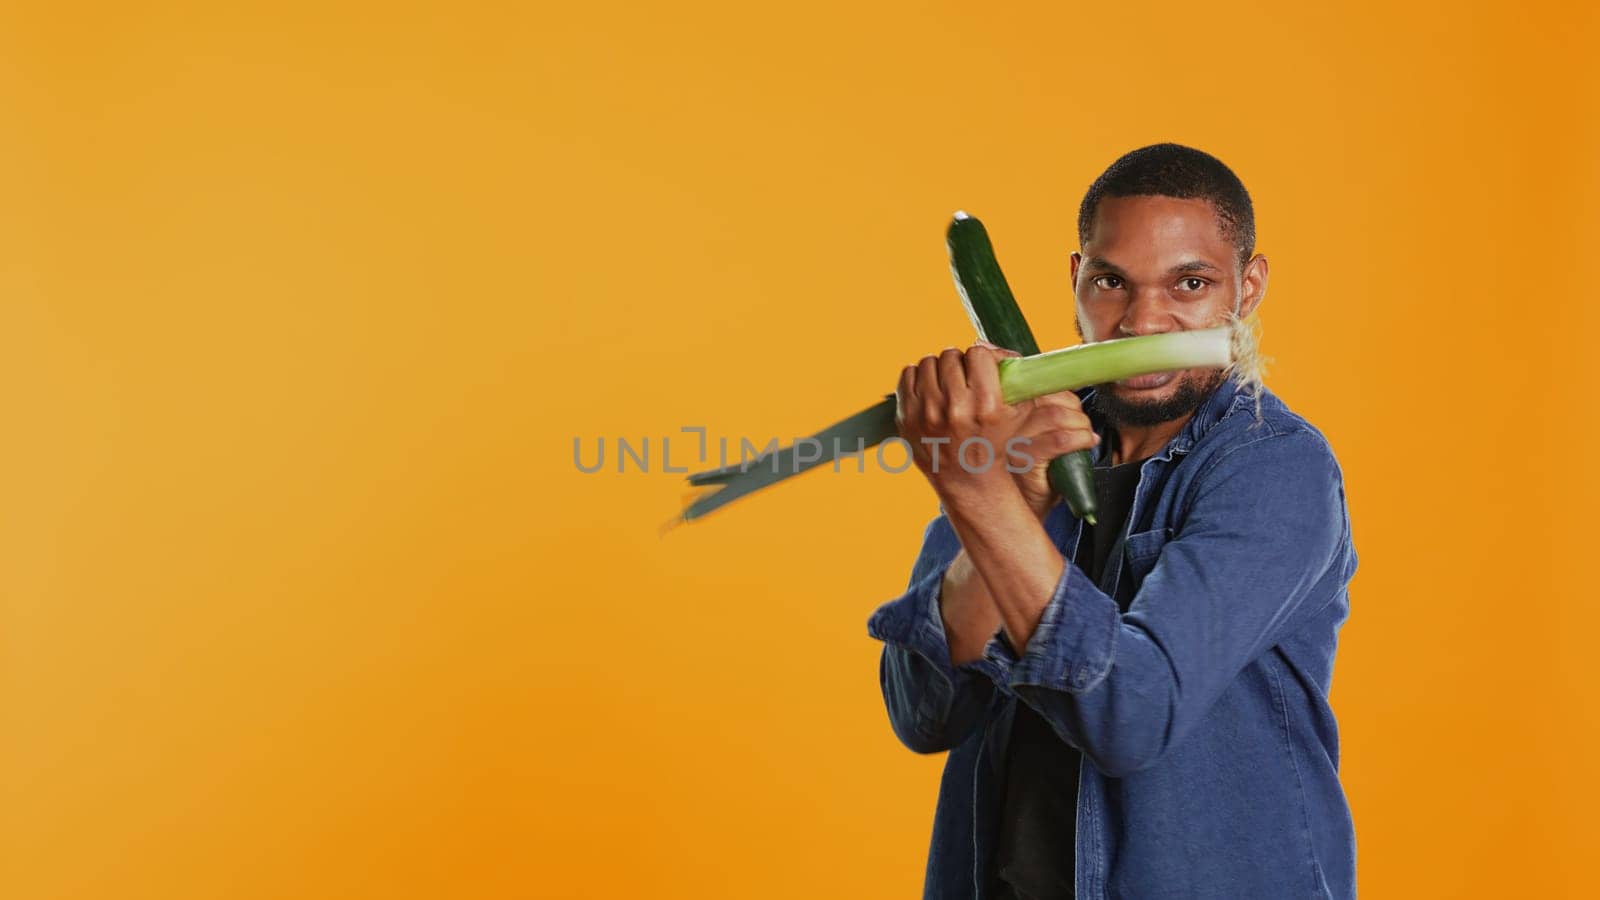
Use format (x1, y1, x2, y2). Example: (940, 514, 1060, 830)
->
(866, 374, 1358, 899)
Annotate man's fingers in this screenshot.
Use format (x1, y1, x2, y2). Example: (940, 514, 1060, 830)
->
(973, 338, 1023, 359)
(963, 345, 1003, 417)
(895, 365, 918, 435)
(1030, 387, 1087, 411)
(937, 348, 972, 420)
(898, 364, 918, 402)
(1023, 401, 1092, 437)
(1031, 427, 1101, 459)
(936, 348, 969, 393)
(917, 355, 944, 427)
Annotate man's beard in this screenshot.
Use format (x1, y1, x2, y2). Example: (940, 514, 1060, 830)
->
(1086, 367, 1227, 427)
(1073, 313, 1230, 428)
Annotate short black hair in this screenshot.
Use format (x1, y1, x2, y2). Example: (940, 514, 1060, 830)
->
(1077, 143, 1256, 267)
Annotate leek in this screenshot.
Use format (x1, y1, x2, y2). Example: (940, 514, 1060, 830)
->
(679, 322, 1251, 522)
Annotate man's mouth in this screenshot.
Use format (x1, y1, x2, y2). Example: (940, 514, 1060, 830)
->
(1115, 371, 1177, 390)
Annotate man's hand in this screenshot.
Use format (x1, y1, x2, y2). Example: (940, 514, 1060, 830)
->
(895, 344, 1100, 519)
(896, 344, 1091, 658)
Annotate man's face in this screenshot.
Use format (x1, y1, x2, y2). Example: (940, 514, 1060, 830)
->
(1071, 195, 1267, 427)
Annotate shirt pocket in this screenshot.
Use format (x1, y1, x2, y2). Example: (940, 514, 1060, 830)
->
(1123, 526, 1173, 584)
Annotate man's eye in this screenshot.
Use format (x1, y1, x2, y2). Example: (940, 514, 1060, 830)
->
(1178, 277, 1208, 291)
(1093, 275, 1123, 290)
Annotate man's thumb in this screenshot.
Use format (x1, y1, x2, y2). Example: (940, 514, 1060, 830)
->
(974, 338, 1021, 358)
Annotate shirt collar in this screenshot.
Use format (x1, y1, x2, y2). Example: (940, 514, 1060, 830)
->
(1077, 372, 1251, 464)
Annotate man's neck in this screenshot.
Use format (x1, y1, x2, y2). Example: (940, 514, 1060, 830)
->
(1108, 412, 1195, 466)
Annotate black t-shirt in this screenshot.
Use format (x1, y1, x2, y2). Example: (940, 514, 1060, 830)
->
(989, 447, 1145, 900)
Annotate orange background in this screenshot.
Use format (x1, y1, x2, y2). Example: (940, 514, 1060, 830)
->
(3, 2, 1596, 897)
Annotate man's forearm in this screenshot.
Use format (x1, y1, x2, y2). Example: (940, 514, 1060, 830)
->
(938, 550, 1003, 666)
(942, 482, 1065, 655)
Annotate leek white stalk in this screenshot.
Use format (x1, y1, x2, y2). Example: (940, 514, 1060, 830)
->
(998, 326, 1234, 404)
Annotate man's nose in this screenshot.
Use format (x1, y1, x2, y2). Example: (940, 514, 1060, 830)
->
(1118, 291, 1173, 337)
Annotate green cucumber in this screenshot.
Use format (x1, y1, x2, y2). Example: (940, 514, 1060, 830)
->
(946, 212, 1099, 525)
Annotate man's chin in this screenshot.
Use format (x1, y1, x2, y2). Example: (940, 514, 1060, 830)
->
(1089, 369, 1225, 428)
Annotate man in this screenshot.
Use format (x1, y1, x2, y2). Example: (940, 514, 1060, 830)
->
(867, 144, 1358, 899)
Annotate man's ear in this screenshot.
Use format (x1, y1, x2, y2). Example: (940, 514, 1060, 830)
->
(1069, 251, 1082, 289)
(1237, 254, 1269, 318)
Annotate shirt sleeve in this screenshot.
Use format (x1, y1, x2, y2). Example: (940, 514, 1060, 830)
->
(999, 430, 1354, 777)
(866, 513, 1018, 754)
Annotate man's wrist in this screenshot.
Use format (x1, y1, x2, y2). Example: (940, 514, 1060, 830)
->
(939, 471, 1063, 655)
(938, 473, 1038, 533)
(935, 471, 1019, 521)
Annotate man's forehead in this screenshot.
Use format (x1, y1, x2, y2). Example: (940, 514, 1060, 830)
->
(1083, 195, 1234, 269)
(1081, 255, 1226, 276)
